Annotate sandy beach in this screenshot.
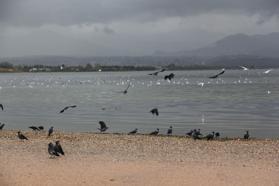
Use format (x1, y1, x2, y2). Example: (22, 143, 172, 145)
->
(1, 130, 279, 186)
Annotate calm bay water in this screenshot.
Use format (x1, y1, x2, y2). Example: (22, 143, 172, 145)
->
(0, 70, 279, 138)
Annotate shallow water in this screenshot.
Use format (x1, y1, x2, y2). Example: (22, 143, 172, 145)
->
(0, 69, 279, 138)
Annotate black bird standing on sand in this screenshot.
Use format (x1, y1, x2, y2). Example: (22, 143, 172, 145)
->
(164, 73, 175, 81)
(148, 69, 166, 76)
(98, 121, 108, 132)
(48, 142, 59, 157)
(215, 132, 220, 139)
(17, 131, 28, 140)
(0, 104, 3, 111)
(59, 105, 77, 113)
(167, 126, 173, 135)
(149, 128, 159, 135)
(48, 126, 54, 136)
(192, 129, 202, 140)
(54, 140, 65, 155)
(205, 132, 215, 140)
(0, 123, 5, 130)
(29, 126, 40, 131)
(186, 130, 194, 137)
(128, 128, 138, 135)
(150, 108, 159, 116)
(244, 130, 249, 139)
(209, 69, 225, 79)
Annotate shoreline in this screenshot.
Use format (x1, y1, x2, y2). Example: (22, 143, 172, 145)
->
(1, 130, 279, 185)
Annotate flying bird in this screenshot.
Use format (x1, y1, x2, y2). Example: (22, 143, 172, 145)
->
(244, 130, 249, 139)
(209, 69, 225, 79)
(148, 69, 166, 76)
(164, 73, 175, 81)
(54, 141, 65, 155)
(17, 131, 28, 140)
(122, 83, 131, 94)
(149, 128, 159, 135)
(0, 123, 5, 130)
(59, 105, 77, 113)
(150, 108, 159, 116)
(240, 66, 249, 71)
(128, 128, 138, 135)
(29, 126, 40, 131)
(38, 126, 44, 130)
(167, 126, 172, 135)
(48, 126, 54, 137)
(98, 121, 108, 132)
(48, 142, 60, 157)
(264, 69, 272, 74)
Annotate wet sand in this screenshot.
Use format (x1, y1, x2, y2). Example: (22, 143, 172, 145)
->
(1, 130, 279, 186)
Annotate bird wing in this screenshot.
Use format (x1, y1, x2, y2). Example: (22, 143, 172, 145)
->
(99, 121, 107, 128)
(240, 66, 248, 70)
(124, 83, 131, 91)
(69, 105, 77, 108)
(0, 124, 4, 129)
(0, 104, 3, 110)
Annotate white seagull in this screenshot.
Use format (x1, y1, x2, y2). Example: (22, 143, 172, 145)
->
(240, 66, 249, 71)
(264, 69, 272, 74)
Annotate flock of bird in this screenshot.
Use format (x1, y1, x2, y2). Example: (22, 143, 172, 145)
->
(0, 66, 271, 158)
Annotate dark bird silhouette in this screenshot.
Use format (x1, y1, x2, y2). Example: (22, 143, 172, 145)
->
(48, 126, 54, 136)
(54, 141, 64, 155)
(98, 121, 108, 132)
(17, 131, 28, 140)
(128, 128, 138, 135)
(209, 69, 225, 78)
(186, 130, 194, 136)
(164, 73, 175, 81)
(29, 126, 39, 131)
(192, 129, 202, 140)
(0, 104, 3, 111)
(149, 128, 159, 135)
(148, 69, 166, 76)
(48, 142, 59, 157)
(205, 132, 215, 140)
(167, 126, 172, 135)
(150, 108, 159, 116)
(244, 130, 249, 139)
(0, 123, 5, 130)
(215, 132, 220, 139)
(59, 105, 77, 113)
(122, 83, 131, 94)
(38, 126, 44, 130)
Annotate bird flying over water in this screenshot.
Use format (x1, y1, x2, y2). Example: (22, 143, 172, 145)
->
(148, 69, 166, 76)
(150, 108, 159, 116)
(164, 73, 175, 81)
(17, 131, 28, 140)
(54, 141, 65, 155)
(149, 128, 159, 135)
(0, 123, 5, 130)
(48, 126, 54, 136)
(29, 126, 40, 131)
(0, 104, 3, 111)
(209, 69, 225, 79)
(59, 105, 77, 113)
(98, 121, 108, 132)
(264, 69, 272, 74)
(240, 66, 249, 71)
(128, 128, 138, 135)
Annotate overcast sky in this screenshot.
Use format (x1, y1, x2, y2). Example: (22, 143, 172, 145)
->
(0, 0, 279, 57)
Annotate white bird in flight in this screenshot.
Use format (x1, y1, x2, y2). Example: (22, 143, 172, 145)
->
(264, 69, 272, 74)
(240, 66, 249, 71)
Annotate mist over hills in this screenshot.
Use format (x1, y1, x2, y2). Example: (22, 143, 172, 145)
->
(1, 32, 279, 68)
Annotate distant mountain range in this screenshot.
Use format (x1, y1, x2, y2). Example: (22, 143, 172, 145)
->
(1, 32, 279, 68)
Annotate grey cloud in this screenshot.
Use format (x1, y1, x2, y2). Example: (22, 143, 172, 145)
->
(0, 0, 279, 26)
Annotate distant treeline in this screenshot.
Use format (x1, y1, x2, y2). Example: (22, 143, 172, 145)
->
(0, 61, 271, 73)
